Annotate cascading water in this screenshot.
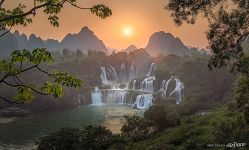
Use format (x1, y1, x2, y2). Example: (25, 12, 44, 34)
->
(103, 85, 125, 104)
(160, 77, 173, 98)
(147, 63, 157, 77)
(106, 90, 127, 104)
(129, 62, 135, 81)
(100, 66, 119, 84)
(92, 62, 184, 109)
(100, 67, 108, 84)
(169, 78, 184, 105)
(131, 80, 137, 90)
(109, 66, 119, 81)
(91, 87, 102, 105)
(132, 94, 153, 109)
(140, 77, 155, 93)
(120, 63, 126, 82)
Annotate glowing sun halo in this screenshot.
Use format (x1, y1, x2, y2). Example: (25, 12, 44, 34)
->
(123, 27, 132, 36)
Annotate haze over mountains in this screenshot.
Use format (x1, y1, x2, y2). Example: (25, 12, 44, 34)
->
(0, 26, 208, 58)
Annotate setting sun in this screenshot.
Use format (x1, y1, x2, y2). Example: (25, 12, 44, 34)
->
(123, 27, 132, 36)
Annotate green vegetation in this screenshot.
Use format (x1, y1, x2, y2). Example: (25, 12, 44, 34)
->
(38, 126, 114, 150)
(37, 102, 249, 150)
(128, 105, 249, 150)
(0, 49, 82, 104)
(144, 104, 180, 131)
(166, 0, 249, 122)
(0, 0, 111, 104)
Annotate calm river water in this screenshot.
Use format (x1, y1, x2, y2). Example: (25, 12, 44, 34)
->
(0, 105, 144, 149)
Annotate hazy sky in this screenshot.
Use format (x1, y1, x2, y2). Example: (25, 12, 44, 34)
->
(6, 0, 209, 50)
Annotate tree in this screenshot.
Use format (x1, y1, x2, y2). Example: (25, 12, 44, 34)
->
(166, 0, 249, 122)
(75, 49, 83, 58)
(166, 0, 249, 71)
(212, 115, 249, 145)
(38, 127, 82, 150)
(0, 48, 82, 104)
(0, 0, 112, 104)
(0, 0, 112, 37)
(144, 104, 180, 131)
(121, 115, 154, 133)
(62, 48, 70, 58)
(38, 126, 114, 150)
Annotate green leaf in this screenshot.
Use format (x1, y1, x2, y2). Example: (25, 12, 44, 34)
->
(15, 86, 34, 103)
(30, 48, 53, 64)
(90, 4, 112, 19)
(52, 71, 82, 88)
(41, 82, 63, 97)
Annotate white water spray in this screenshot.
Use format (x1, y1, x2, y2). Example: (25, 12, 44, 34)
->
(132, 94, 153, 109)
(147, 63, 157, 77)
(169, 78, 184, 105)
(91, 87, 102, 105)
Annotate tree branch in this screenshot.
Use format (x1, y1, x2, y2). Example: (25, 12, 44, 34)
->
(65, 0, 91, 10)
(19, 63, 39, 73)
(14, 75, 23, 84)
(0, 0, 75, 23)
(0, 63, 39, 84)
(0, 0, 5, 8)
(36, 66, 52, 77)
(0, 26, 12, 37)
(0, 96, 24, 104)
(2, 81, 49, 96)
(0, 0, 52, 22)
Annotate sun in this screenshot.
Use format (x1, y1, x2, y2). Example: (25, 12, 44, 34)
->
(123, 27, 132, 36)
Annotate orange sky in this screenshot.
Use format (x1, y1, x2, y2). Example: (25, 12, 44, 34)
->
(6, 0, 209, 50)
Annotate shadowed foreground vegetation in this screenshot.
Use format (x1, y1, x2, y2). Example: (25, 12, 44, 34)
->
(37, 101, 249, 150)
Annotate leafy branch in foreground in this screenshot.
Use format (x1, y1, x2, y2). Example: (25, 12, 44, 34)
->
(166, 0, 249, 71)
(0, 48, 82, 104)
(0, 0, 112, 36)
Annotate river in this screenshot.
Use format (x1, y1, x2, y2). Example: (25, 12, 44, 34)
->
(0, 105, 144, 149)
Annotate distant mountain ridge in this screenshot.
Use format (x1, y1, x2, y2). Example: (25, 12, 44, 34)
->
(0, 27, 210, 58)
(0, 27, 107, 57)
(145, 31, 200, 56)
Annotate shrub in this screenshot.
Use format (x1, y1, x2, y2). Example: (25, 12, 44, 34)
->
(37, 128, 82, 150)
(38, 126, 115, 150)
(212, 115, 249, 146)
(121, 115, 155, 133)
(144, 104, 180, 131)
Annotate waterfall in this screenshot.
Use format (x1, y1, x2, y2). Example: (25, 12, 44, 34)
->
(169, 78, 184, 105)
(91, 87, 102, 105)
(100, 66, 119, 84)
(105, 90, 127, 104)
(131, 80, 137, 90)
(136, 63, 139, 77)
(120, 62, 126, 82)
(140, 77, 155, 93)
(132, 94, 153, 109)
(100, 67, 108, 84)
(94, 63, 185, 109)
(160, 78, 172, 97)
(129, 62, 135, 81)
(109, 66, 119, 81)
(147, 63, 157, 77)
